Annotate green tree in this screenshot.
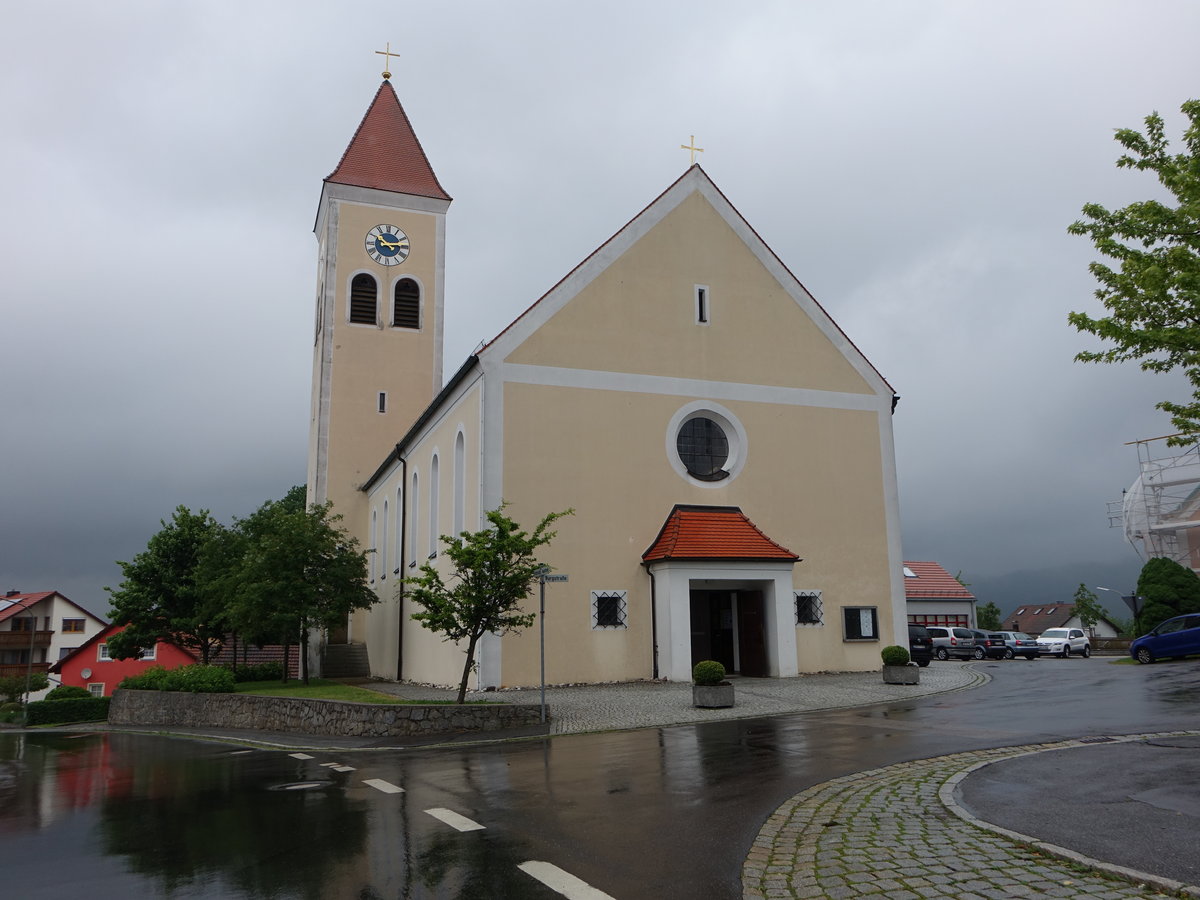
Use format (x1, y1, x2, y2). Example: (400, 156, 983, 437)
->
(406, 504, 573, 704)
(0, 672, 49, 704)
(105, 506, 228, 663)
(1070, 583, 1105, 630)
(1068, 100, 1200, 443)
(976, 601, 1002, 631)
(1135, 556, 1200, 633)
(216, 486, 377, 684)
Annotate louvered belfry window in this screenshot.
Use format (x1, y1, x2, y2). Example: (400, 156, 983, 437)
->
(350, 273, 378, 324)
(393, 278, 420, 329)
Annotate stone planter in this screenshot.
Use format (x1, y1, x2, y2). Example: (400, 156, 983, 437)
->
(693, 681, 735, 708)
(882, 664, 919, 685)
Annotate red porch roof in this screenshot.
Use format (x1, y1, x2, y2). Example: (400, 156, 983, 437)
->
(642, 505, 798, 563)
(325, 80, 451, 200)
(902, 561, 975, 600)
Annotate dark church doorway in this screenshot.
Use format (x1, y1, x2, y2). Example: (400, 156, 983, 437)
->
(689, 589, 768, 676)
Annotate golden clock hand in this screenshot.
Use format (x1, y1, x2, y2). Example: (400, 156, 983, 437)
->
(378, 237, 400, 249)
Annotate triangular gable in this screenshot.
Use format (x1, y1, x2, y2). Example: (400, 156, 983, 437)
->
(0, 591, 106, 626)
(325, 80, 451, 200)
(480, 164, 892, 397)
(642, 504, 799, 562)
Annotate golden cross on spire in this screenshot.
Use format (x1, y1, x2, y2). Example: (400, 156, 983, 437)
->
(680, 135, 704, 165)
(375, 42, 399, 80)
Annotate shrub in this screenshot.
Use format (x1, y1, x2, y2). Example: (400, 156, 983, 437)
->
(692, 660, 726, 685)
(119, 665, 171, 691)
(118, 664, 235, 693)
(46, 684, 92, 701)
(25, 696, 110, 725)
(0, 701, 23, 724)
(881, 645, 910, 666)
(223, 661, 284, 683)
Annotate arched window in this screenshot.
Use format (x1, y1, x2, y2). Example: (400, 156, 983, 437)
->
(380, 499, 389, 578)
(395, 485, 403, 573)
(408, 471, 420, 566)
(429, 454, 440, 558)
(350, 273, 378, 324)
(370, 509, 378, 581)
(453, 431, 465, 536)
(393, 278, 420, 329)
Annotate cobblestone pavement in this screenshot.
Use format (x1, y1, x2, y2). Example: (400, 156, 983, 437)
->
(742, 733, 1200, 900)
(366, 663, 984, 735)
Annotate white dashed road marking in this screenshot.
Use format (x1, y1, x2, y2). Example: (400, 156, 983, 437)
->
(332, 765, 355, 772)
(363, 778, 404, 794)
(288, 753, 313, 760)
(424, 808, 485, 832)
(517, 861, 615, 899)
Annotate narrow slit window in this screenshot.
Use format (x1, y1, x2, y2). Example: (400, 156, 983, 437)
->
(378, 392, 387, 413)
(695, 285, 709, 325)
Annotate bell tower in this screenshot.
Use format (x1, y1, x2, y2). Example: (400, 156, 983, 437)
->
(307, 73, 451, 549)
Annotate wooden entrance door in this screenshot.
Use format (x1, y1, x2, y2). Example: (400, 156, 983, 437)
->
(736, 591, 768, 677)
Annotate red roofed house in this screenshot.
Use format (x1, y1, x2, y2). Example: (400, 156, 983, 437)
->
(1, 591, 107, 700)
(305, 77, 907, 685)
(903, 562, 977, 628)
(50, 624, 195, 697)
(1003, 602, 1120, 639)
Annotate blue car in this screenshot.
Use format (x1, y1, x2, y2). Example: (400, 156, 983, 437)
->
(1129, 613, 1200, 664)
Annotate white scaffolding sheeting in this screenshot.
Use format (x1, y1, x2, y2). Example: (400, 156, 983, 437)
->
(1120, 436, 1200, 570)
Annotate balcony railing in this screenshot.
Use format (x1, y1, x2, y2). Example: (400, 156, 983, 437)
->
(0, 662, 51, 679)
(0, 630, 53, 649)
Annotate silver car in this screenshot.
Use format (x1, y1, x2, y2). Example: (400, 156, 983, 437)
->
(990, 631, 1040, 660)
(924, 626, 976, 660)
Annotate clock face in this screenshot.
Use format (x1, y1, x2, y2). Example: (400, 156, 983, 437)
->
(365, 225, 410, 266)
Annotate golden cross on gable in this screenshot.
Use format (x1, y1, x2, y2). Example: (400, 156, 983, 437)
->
(680, 135, 704, 165)
(375, 42, 400, 80)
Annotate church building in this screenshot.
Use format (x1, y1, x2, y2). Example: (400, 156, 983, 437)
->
(307, 74, 907, 688)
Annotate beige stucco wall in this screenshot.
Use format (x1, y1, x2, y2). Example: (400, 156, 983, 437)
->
(506, 191, 874, 395)
(495, 380, 896, 684)
(362, 378, 482, 687)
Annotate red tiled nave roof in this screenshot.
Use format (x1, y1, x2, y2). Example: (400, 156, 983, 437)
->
(902, 561, 975, 599)
(326, 80, 451, 200)
(642, 505, 799, 563)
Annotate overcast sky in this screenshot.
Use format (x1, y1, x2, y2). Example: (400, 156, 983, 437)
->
(3, 1, 1197, 617)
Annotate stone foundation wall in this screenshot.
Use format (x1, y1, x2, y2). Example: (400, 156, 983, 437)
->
(108, 690, 543, 738)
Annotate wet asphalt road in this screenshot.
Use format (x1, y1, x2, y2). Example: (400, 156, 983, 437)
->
(1, 656, 1198, 898)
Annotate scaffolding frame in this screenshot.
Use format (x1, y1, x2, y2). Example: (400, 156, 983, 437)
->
(1115, 434, 1200, 571)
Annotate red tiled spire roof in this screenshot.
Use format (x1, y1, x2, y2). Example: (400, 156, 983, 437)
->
(902, 561, 975, 599)
(642, 505, 799, 563)
(326, 80, 451, 200)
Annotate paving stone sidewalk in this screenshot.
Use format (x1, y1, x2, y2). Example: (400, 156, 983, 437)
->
(368, 663, 983, 735)
(743, 734, 1200, 900)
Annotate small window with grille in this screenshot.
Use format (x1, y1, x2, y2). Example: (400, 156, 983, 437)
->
(592, 591, 627, 629)
(795, 591, 823, 625)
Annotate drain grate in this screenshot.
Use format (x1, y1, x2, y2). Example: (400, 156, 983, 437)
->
(1078, 736, 1115, 744)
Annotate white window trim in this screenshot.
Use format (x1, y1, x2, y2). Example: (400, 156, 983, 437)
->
(346, 269, 380, 327)
(694, 284, 711, 325)
(98, 643, 111, 661)
(87, 683, 105, 697)
(665, 400, 747, 487)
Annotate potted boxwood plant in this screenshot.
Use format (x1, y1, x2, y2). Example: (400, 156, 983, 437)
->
(881, 644, 919, 684)
(692, 660, 734, 708)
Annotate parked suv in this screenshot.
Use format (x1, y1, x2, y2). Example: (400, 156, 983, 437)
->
(925, 626, 976, 660)
(1036, 627, 1091, 658)
(990, 631, 1040, 660)
(967, 629, 1007, 660)
(907, 623, 933, 667)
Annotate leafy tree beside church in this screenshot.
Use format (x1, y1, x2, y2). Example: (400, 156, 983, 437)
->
(406, 504, 572, 704)
(1069, 584, 1105, 631)
(1068, 100, 1200, 443)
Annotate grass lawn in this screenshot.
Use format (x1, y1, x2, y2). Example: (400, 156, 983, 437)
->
(234, 680, 459, 704)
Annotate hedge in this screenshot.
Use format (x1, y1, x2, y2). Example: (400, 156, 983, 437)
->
(119, 664, 236, 693)
(26, 696, 111, 726)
